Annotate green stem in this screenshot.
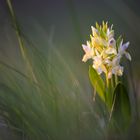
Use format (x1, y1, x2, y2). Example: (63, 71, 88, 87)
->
(109, 93, 116, 122)
(106, 73, 109, 88)
(111, 77, 114, 91)
(115, 75, 118, 86)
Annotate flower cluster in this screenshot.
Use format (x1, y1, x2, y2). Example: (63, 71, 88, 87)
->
(82, 22, 131, 79)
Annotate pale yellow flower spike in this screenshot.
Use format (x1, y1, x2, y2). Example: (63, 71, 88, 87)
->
(82, 22, 131, 79)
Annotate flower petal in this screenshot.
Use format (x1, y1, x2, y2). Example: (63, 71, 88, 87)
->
(82, 54, 88, 62)
(82, 44, 90, 53)
(91, 26, 98, 37)
(125, 52, 131, 61)
(117, 66, 124, 76)
(119, 41, 129, 53)
(112, 65, 123, 76)
(105, 47, 117, 55)
(108, 71, 112, 79)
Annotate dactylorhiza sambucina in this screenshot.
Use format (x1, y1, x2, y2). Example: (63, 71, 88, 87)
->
(82, 22, 131, 79)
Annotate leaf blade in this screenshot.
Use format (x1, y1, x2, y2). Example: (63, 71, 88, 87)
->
(112, 82, 131, 131)
(89, 66, 105, 102)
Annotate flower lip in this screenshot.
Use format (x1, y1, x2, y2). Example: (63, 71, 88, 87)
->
(109, 38, 115, 45)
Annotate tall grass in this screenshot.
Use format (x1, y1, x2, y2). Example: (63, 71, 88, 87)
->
(0, 0, 139, 140)
(0, 0, 107, 140)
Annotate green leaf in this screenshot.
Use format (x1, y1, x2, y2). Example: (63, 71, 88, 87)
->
(111, 82, 131, 131)
(89, 66, 105, 102)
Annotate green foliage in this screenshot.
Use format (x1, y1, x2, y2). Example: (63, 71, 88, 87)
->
(0, 46, 105, 140)
(89, 66, 132, 132)
(1, 1, 105, 139)
(0, 1, 106, 137)
(111, 82, 131, 132)
(89, 66, 105, 102)
(105, 79, 114, 111)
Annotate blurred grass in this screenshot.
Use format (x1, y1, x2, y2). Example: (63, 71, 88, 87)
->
(0, 0, 107, 140)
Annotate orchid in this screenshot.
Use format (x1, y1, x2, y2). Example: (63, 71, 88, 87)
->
(82, 22, 132, 131)
(82, 41, 94, 62)
(82, 22, 131, 79)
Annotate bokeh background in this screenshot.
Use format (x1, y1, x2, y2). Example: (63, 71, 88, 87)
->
(0, 0, 140, 139)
